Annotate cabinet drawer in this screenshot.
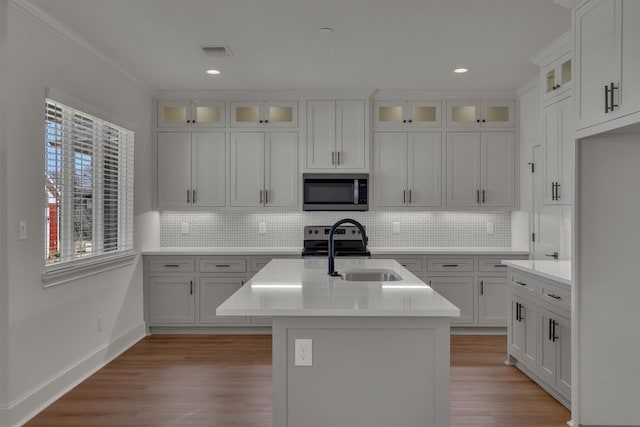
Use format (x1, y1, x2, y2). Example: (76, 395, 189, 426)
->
(539, 280, 571, 312)
(199, 258, 247, 273)
(394, 258, 424, 274)
(509, 271, 538, 298)
(427, 258, 474, 272)
(148, 257, 196, 273)
(478, 258, 510, 273)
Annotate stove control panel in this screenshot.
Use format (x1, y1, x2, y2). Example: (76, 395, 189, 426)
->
(304, 225, 365, 240)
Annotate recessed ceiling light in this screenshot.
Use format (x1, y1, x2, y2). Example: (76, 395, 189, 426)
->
(453, 68, 469, 74)
(206, 69, 221, 75)
(319, 27, 333, 33)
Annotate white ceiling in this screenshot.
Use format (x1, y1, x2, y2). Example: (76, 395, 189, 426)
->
(32, 0, 571, 93)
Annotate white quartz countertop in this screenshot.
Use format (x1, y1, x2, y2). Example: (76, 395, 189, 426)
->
(501, 260, 572, 286)
(142, 247, 528, 256)
(216, 259, 461, 317)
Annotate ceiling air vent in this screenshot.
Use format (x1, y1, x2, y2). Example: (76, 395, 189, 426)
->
(201, 46, 233, 57)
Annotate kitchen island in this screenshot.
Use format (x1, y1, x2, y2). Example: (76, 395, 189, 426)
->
(217, 258, 460, 427)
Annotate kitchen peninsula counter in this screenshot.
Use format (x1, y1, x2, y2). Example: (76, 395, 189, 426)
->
(217, 258, 459, 427)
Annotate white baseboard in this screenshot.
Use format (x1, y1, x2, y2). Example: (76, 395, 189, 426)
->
(8, 323, 146, 427)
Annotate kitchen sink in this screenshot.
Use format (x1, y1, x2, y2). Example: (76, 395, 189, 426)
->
(339, 269, 402, 282)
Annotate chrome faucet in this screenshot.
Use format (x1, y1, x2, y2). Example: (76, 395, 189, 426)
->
(327, 218, 368, 276)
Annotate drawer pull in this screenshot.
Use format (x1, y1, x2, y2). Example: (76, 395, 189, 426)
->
(215, 264, 231, 268)
(515, 281, 527, 287)
(547, 293, 562, 300)
(164, 264, 180, 268)
(442, 264, 459, 267)
(494, 264, 507, 268)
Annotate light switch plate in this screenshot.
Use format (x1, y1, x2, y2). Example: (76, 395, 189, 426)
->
(486, 222, 494, 235)
(181, 222, 189, 235)
(259, 222, 267, 234)
(392, 222, 400, 234)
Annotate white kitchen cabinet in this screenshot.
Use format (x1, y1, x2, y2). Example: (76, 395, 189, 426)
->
(445, 131, 515, 208)
(446, 100, 515, 128)
(306, 100, 367, 170)
(199, 277, 248, 325)
(543, 96, 574, 205)
(477, 276, 508, 325)
(373, 132, 442, 208)
(231, 101, 297, 128)
(574, 0, 640, 136)
(508, 294, 538, 373)
(230, 132, 298, 207)
(157, 100, 225, 128)
(148, 276, 196, 324)
(157, 132, 226, 208)
(542, 52, 572, 105)
(373, 101, 441, 128)
(539, 308, 572, 399)
(427, 276, 474, 324)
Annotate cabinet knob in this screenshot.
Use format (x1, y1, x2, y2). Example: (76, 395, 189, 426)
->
(482, 119, 486, 123)
(408, 119, 412, 123)
(476, 119, 480, 123)
(403, 119, 407, 123)
(265, 119, 269, 123)
(259, 120, 263, 123)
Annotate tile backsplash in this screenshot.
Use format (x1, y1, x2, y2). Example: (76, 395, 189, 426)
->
(160, 211, 511, 248)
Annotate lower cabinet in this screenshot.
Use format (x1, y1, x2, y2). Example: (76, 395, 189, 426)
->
(148, 276, 196, 324)
(428, 276, 474, 324)
(478, 276, 508, 325)
(199, 277, 248, 325)
(507, 268, 571, 407)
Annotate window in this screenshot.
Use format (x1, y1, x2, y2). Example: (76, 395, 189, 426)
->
(45, 99, 134, 267)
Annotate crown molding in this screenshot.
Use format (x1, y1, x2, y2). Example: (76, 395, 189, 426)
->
(7, 0, 153, 94)
(530, 29, 572, 67)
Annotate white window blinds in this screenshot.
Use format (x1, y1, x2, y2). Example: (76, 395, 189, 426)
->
(45, 99, 134, 265)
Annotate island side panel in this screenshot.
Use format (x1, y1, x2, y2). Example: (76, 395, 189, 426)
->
(272, 316, 451, 427)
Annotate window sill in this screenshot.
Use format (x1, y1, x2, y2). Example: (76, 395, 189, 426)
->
(42, 251, 138, 288)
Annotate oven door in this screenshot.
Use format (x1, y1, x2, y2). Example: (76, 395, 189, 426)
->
(303, 174, 368, 211)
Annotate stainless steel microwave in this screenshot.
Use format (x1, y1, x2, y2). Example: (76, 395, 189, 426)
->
(303, 173, 368, 211)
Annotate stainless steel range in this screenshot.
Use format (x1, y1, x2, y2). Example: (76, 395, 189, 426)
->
(301, 225, 370, 258)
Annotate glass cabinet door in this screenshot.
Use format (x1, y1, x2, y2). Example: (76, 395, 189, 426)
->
(446, 101, 480, 127)
(158, 101, 225, 128)
(158, 101, 189, 127)
(481, 101, 514, 127)
(192, 101, 225, 127)
(374, 102, 404, 127)
(231, 102, 262, 127)
(374, 101, 441, 128)
(231, 101, 297, 127)
(447, 101, 514, 128)
(543, 53, 572, 103)
(407, 102, 441, 127)
(266, 102, 297, 127)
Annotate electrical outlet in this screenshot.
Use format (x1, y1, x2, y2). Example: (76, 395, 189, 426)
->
(486, 222, 494, 235)
(181, 222, 189, 235)
(392, 222, 400, 234)
(259, 222, 267, 234)
(294, 339, 312, 366)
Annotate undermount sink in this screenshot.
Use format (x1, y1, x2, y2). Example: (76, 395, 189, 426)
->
(339, 269, 402, 282)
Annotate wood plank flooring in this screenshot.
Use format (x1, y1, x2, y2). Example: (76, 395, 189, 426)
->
(25, 335, 570, 427)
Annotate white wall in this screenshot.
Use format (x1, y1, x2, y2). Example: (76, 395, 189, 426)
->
(2, 2, 153, 425)
(0, 3, 10, 425)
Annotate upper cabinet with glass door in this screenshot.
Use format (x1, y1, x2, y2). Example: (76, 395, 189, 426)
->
(374, 101, 441, 128)
(157, 100, 226, 128)
(231, 101, 298, 128)
(531, 30, 573, 107)
(446, 100, 515, 128)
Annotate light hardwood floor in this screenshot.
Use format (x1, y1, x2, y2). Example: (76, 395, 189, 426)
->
(26, 335, 570, 427)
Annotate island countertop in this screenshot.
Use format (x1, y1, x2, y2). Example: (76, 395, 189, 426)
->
(501, 259, 572, 286)
(216, 258, 460, 317)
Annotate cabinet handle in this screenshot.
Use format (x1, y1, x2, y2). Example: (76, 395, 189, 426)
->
(215, 264, 231, 268)
(442, 264, 459, 268)
(556, 182, 560, 200)
(476, 189, 480, 204)
(519, 304, 525, 321)
(408, 189, 412, 203)
(480, 280, 484, 295)
(259, 190, 263, 204)
(337, 151, 341, 165)
(265, 189, 269, 204)
(604, 84, 610, 113)
(494, 264, 507, 268)
(515, 281, 527, 287)
(516, 302, 521, 322)
(187, 189, 191, 203)
(403, 190, 406, 204)
(547, 293, 562, 300)
(604, 83, 618, 113)
(332, 151, 335, 165)
(164, 264, 180, 268)
(545, 251, 559, 260)
(190, 281, 193, 295)
(552, 319, 558, 342)
(549, 318, 553, 341)
(609, 82, 619, 112)
(482, 189, 485, 204)
(192, 189, 197, 204)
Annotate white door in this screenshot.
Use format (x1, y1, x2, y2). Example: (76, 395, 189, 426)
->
(336, 100, 366, 169)
(306, 100, 335, 169)
(575, 0, 621, 129)
(407, 132, 442, 207)
(446, 132, 481, 207)
(543, 103, 560, 205)
(539, 308, 558, 386)
(265, 133, 298, 207)
(191, 132, 226, 207)
(373, 132, 407, 207)
(428, 276, 474, 324)
(157, 132, 191, 207)
(532, 145, 561, 260)
(477, 276, 508, 325)
(481, 132, 515, 207)
(230, 132, 264, 206)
